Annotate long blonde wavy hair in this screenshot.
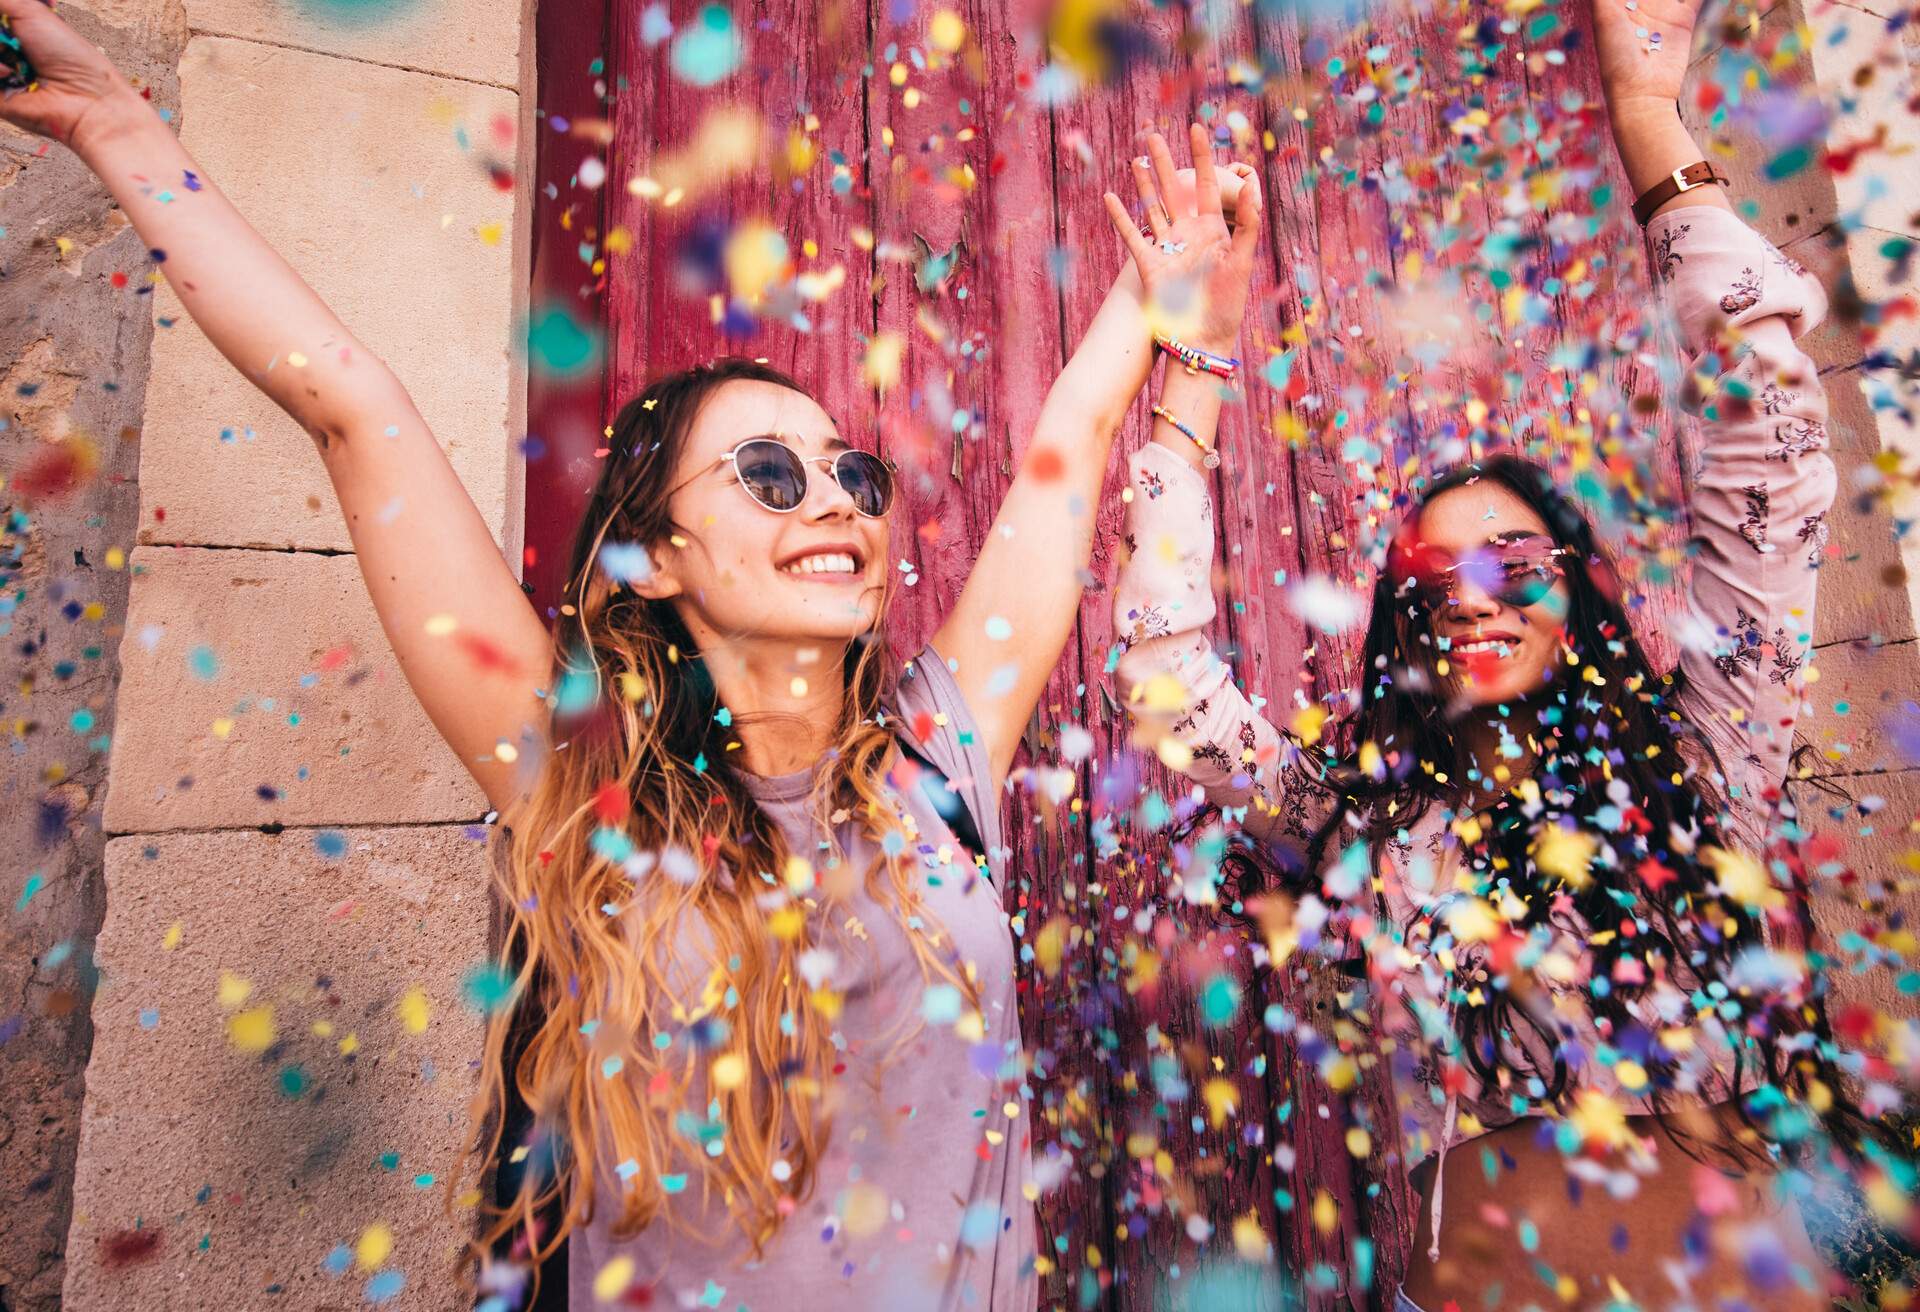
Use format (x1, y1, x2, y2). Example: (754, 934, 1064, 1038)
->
(456, 358, 977, 1295)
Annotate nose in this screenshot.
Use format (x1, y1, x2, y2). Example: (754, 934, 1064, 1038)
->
(799, 457, 859, 522)
(1442, 573, 1503, 622)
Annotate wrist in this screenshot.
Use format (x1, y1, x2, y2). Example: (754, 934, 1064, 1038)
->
(68, 87, 159, 161)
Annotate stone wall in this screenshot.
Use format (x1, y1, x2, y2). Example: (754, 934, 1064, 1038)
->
(0, 0, 533, 1307)
(1, 5, 188, 1306)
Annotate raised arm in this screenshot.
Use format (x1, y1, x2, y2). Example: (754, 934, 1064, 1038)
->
(6, 0, 552, 814)
(933, 124, 1261, 788)
(1595, 0, 1837, 847)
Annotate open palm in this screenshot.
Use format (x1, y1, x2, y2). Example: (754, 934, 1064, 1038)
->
(1101, 123, 1262, 356)
(1590, 0, 1710, 105)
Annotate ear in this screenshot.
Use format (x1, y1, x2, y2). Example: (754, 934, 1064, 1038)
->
(583, 538, 683, 606)
(626, 538, 685, 602)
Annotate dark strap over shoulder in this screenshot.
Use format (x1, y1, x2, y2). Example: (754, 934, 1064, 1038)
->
(894, 734, 990, 877)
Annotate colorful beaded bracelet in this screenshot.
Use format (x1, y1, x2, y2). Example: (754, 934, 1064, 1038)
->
(1152, 403, 1220, 469)
(1153, 332, 1240, 379)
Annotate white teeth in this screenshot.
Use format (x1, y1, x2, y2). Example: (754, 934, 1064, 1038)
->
(782, 552, 858, 577)
(1451, 638, 1514, 655)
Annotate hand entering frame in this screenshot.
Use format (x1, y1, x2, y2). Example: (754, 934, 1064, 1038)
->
(0, 0, 138, 149)
(1101, 122, 1263, 358)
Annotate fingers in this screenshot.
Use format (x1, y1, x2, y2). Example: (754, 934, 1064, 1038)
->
(1190, 122, 1223, 220)
(1145, 131, 1184, 222)
(1229, 172, 1263, 265)
(1102, 190, 1154, 269)
(1131, 156, 1168, 239)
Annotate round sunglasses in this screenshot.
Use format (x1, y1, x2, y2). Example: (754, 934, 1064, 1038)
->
(1389, 534, 1573, 611)
(700, 437, 895, 518)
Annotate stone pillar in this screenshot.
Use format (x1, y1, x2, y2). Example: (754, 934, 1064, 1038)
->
(55, 1, 533, 1307)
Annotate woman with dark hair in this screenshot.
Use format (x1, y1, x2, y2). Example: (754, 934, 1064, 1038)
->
(1112, 0, 1874, 1307)
(0, 2, 1265, 1305)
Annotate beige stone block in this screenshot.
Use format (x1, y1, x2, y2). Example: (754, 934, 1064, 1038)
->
(1800, 634, 1920, 774)
(64, 827, 493, 1311)
(1808, 0, 1920, 243)
(140, 36, 519, 553)
(183, 0, 521, 88)
(1810, 360, 1916, 646)
(1786, 766, 1920, 1024)
(103, 546, 487, 832)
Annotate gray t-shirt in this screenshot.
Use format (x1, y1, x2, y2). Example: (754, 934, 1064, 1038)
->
(568, 643, 1038, 1310)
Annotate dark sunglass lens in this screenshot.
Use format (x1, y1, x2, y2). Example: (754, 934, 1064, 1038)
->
(735, 441, 807, 511)
(836, 451, 893, 516)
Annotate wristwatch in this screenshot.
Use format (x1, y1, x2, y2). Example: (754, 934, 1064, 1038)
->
(1632, 161, 1728, 226)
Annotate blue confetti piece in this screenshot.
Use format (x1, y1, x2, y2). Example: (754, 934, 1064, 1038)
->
(314, 830, 348, 860)
(670, 4, 743, 86)
(364, 1269, 405, 1303)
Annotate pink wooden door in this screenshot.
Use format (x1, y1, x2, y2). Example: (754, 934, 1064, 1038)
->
(526, 1, 1688, 1305)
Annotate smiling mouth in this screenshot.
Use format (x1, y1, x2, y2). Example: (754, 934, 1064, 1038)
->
(779, 549, 864, 581)
(1449, 636, 1520, 657)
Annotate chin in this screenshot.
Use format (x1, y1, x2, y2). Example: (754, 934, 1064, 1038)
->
(1452, 656, 1557, 706)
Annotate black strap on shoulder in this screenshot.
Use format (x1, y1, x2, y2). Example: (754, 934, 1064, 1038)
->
(894, 734, 989, 872)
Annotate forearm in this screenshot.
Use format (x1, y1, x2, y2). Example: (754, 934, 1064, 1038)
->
(73, 90, 392, 439)
(1149, 363, 1232, 472)
(1608, 97, 1732, 222)
(1036, 260, 1155, 445)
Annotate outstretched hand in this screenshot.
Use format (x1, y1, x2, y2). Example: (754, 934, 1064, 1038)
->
(1590, 0, 1709, 108)
(0, 0, 138, 149)
(1102, 123, 1262, 357)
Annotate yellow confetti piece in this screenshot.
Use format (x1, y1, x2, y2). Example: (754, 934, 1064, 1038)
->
(1345, 1126, 1372, 1158)
(1532, 822, 1597, 888)
(355, 1222, 393, 1271)
(1232, 1212, 1271, 1261)
(593, 1256, 636, 1302)
(424, 614, 458, 636)
(711, 1052, 747, 1091)
(1034, 918, 1065, 978)
(768, 905, 803, 940)
(161, 922, 183, 951)
(217, 970, 253, 1008)
(475, 221, 503, 246)
(1202, 1077, 1239, 1128)
(338, 1033, 359, 1056)
(396, 987, 430, 1034)
(211, 717, 234, 739)
(862, 331, 905, 394)
(1312, 1189, 1338, 1235)
(287, 351, 308, 368)
(1290, 704, 1327, 746)
(783, 855, 815, 894)
(1702, 845, 1783, 910)
(227, 1005, 275, 1053)
(930, 10, 966, 51)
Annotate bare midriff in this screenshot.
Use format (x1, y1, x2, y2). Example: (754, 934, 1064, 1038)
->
(1397, 1105, 1831, 1311)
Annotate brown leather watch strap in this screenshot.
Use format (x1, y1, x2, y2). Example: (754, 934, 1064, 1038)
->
(1633, 161, 1727, 226)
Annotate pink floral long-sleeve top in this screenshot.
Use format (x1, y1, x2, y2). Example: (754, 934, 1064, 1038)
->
(1110, 206, 1836, 1251)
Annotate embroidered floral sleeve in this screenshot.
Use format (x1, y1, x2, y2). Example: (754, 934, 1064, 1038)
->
(1110, 442, 1339, 849)
(1647, 206, 1838, 850)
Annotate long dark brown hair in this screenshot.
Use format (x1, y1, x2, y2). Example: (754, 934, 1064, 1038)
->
(1282, 454, 1871, 1166)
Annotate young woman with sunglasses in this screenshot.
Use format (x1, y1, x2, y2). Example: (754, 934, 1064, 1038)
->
(1112, 1, 1879, 1307)
(5, 5, 1264, 1303)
